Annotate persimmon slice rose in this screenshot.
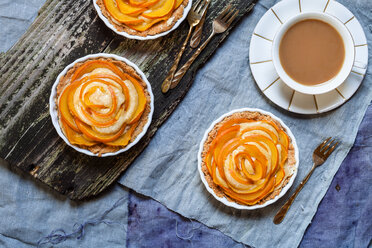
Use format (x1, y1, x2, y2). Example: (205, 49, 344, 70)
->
(57, 59, 148, 153)
(202, 112, 295, 206)
(98, 0, 186, 33)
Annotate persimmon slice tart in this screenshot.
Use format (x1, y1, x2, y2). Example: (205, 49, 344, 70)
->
(201, 111, 297, 206)
(56, 57, 151, 156)
(95, 0, 189, 37)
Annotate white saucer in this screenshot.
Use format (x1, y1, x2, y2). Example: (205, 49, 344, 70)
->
(249, 0, 368, 114)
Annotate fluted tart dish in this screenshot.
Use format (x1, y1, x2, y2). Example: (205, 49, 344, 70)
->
(93, 0, 191, 39)
(50, 54, 154, 157)
(198, 108, 299, 210)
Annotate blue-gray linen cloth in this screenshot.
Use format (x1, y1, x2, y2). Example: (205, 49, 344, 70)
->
(118, 0, 372, 247)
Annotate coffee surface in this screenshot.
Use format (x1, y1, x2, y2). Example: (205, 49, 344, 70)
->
(279, 19, 345, 85)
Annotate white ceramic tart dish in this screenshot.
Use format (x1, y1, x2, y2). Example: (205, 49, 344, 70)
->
(198, 108, 299, 210)
(49, 53, 154, 157)
(92, 0, 192, 40)
(249, 0, 368, 114)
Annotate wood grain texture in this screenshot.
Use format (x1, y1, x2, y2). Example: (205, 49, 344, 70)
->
(0, 0, 257, 200)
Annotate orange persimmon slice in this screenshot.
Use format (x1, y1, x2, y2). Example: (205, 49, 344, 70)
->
(106, 122, 138, 146)
(67, 81, 81, 119)
(137, 0, 161, 8)
(81, 82, 118, 120)
(235, 151, 264, 181)
(83, 86, 106, 109)
(85, 74, 130, 111)
(125, 75, 147, 124)
(128, 15, 169, 32)
(217, 118, 254, 134)
(240, 125, 278, 144)
(141, 0, 176, 19)
(117, 0, 145, 15)
(59, 84, 80, 132)
(67, 80, 117, 128)
(175, 0, 183, 8)
(61, 119, 96, 146)
(104, 0, 144, 24)
(75, 118, 126, 143)
(227, 158, 250, 185)
(224, 177, 275, 205)
(205, 126, 239, 175)
(71, 60, 127, 82)
(274, 166, 285, 187)
(129, 0, 146, 6)
(279, 130, 289, 150)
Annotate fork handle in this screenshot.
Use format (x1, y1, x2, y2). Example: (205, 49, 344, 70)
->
(273, 164, 316, 224)
(161, 26, 194, 93)
(190, 9, 207, 48)
(170, 31, 216, 89)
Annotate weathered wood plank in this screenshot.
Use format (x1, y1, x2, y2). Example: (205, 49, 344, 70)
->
(0, 0, 257, 200)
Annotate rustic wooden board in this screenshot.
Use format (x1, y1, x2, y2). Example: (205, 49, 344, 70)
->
(0, 0, 257, 200)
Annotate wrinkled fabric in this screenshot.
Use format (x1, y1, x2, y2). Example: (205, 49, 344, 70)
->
(0, 0, 371, 247)
(125, 103, 372, 248)
(300, 104, 372, 248)
(0, 0, 45, 52)
(126, 189, 251, 248)
(0, 160, 128, 248)
(118, 0, 372, 247)
(0, 1, 128, 248)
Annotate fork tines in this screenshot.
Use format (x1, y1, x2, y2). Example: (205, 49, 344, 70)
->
(192, 0, 202, 10)
(318, 137, 340, 156)
(193, 0, 209, 14)
(219, 4, 239, 26)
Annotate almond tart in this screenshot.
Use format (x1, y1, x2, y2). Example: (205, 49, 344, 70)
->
(94, 0, 190, 38)
(199, 109, 298, 209)
(51, 54, 153, 156)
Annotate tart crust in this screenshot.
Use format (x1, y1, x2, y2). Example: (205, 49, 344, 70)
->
(55, 57, 151, 156)
(201, 111, 297, 206)
(96, 0, 189, 37)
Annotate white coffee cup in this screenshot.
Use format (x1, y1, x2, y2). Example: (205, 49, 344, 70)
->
(272, 12, 355, 95)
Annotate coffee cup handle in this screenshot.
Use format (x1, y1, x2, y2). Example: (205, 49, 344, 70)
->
(353, 61, 367, 70)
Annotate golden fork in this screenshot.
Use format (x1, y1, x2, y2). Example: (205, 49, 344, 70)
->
(169, 5, 239, 90)
(190, 0, 211, 48)
(273, 137, 340, 225)
(161, 0, 210, 94)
